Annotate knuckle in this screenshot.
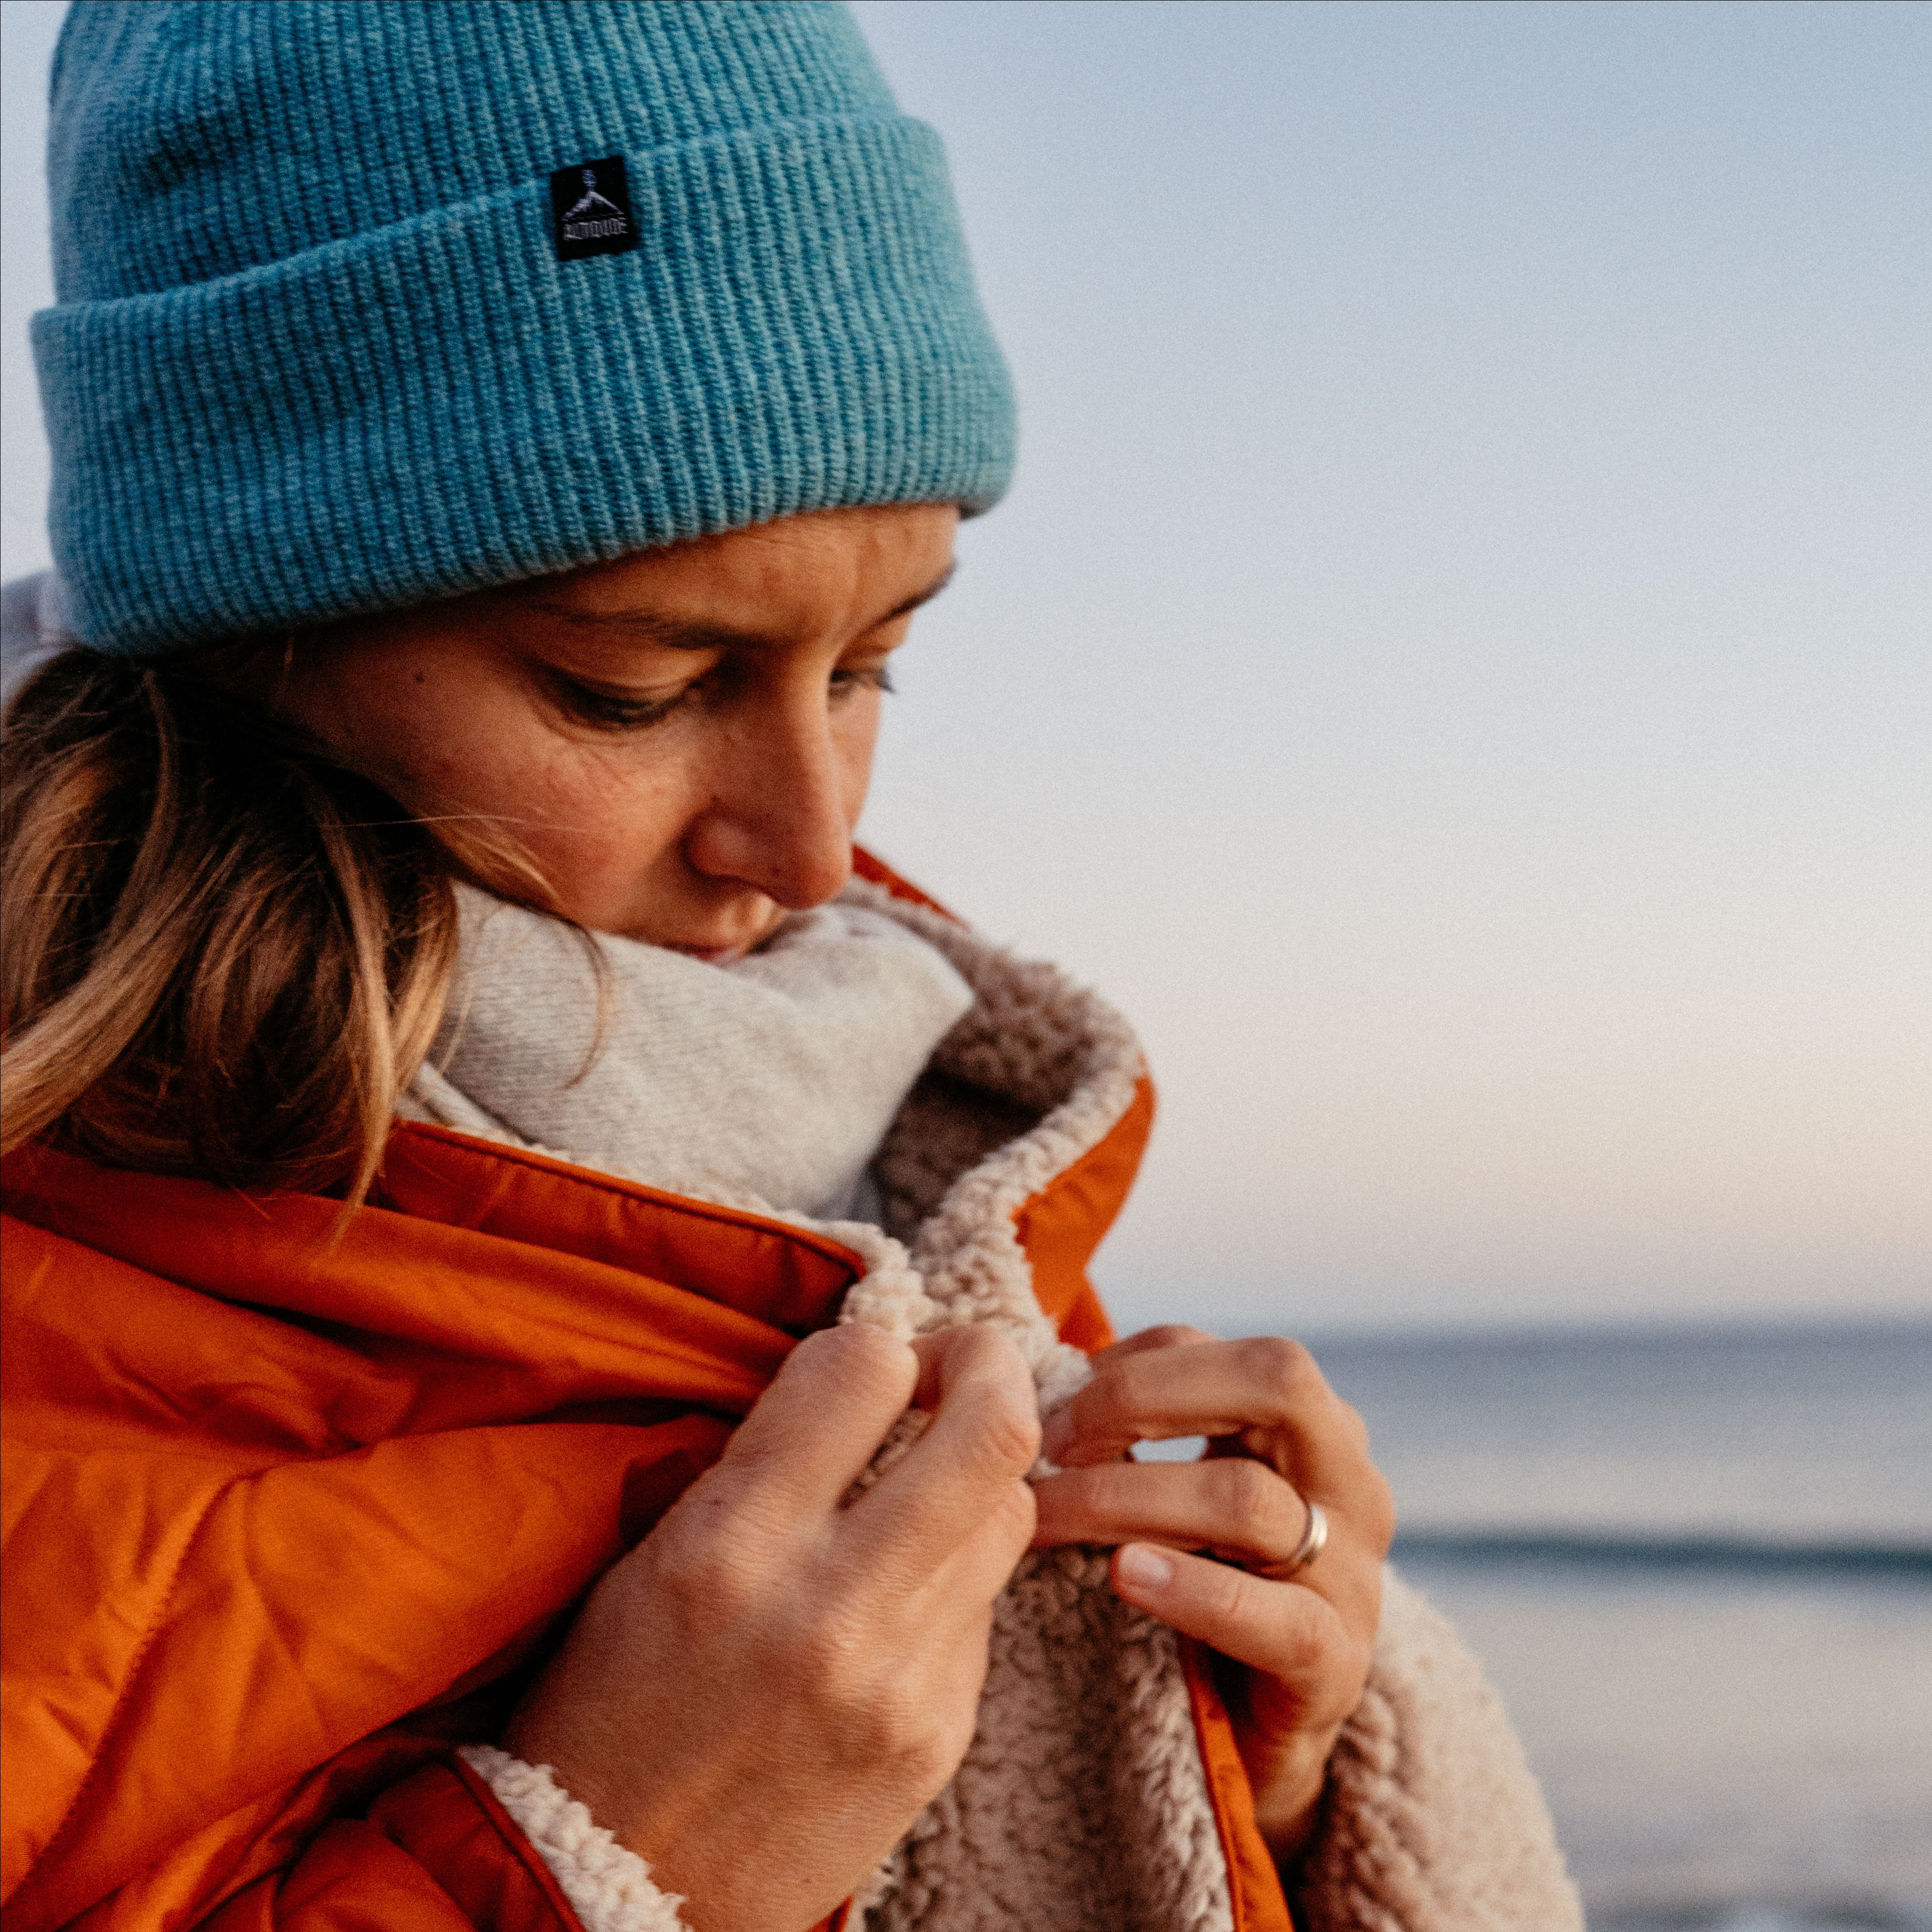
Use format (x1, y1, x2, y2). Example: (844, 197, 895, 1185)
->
(890, 1718, 965, 1802)
(1212, 1454, 1285, 1528)
(1335, 1396, 1375, 1454)
(1327, 1395, 1383, 1477)
(803, 1638, 964, 1797)
(1239, 1334, 1319, 1402)
(1136, 1323, 1214, 1350)
(992, 1476, 1039, 1546)
(648, 1469, 805, 1620)
(965, 1379, 1043, 1475)
(655, 1521, 760, 1624)
(1361, 1469, 1398, 1555)
(789, 1613, 885, 1731)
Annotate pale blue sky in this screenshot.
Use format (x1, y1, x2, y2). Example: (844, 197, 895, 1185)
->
(4, 2, 1926, 1333)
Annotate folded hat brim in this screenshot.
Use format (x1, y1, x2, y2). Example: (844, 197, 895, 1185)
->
(36, 114, 1014, 655)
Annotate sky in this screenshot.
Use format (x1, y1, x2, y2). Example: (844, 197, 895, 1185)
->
(3, 2, 1926, 1335)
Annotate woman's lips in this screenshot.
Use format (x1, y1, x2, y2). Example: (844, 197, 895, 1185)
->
(648, 903, 787, 966)
(660, 939, 751, 966)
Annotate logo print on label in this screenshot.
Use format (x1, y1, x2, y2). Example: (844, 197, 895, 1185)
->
(550, 156, 636, 261)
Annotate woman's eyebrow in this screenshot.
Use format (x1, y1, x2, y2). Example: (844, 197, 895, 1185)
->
(521, 564, 956, 651)
(878, 563, 957, 623)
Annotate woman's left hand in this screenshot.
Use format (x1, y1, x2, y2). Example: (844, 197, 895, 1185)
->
(1032, 1326, 1396, 1867)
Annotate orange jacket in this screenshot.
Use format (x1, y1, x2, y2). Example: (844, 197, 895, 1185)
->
(2, 889, 1287, 1932)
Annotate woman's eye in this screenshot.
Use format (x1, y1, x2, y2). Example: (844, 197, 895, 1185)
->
(556, 676, 699, 732)
(554, 662, 892, 730)
(831, 664, 897, 701)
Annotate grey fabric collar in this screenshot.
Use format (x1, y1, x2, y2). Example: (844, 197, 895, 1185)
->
(403, 883, 974, 1222)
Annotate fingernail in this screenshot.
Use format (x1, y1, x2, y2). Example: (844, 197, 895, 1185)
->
(1116, 1544, 1174, 1593)
(1040, 1408, 1072, 1463)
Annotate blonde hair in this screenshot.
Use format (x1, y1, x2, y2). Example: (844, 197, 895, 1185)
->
(1, 645, 466, 1208)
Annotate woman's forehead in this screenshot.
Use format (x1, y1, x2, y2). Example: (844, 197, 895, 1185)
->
(492, 506, 959, 636)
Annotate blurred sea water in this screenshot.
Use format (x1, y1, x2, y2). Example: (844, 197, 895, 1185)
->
(1298, 1322, 1932, 1931)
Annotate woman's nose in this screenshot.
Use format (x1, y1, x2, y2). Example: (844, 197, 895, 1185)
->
(681, 693, 857, 910)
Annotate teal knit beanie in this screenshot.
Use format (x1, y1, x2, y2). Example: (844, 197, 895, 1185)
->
(33, 1, 1014, 656)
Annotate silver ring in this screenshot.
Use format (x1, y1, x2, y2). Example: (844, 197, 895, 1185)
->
(1284, 1498, 1328, 1578)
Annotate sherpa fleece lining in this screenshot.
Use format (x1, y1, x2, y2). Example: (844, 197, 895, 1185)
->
(459, 1747, 687, 1932)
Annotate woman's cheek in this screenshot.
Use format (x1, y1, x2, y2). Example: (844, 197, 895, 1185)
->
(530, 750, 709, 924)
(833, 693, 885, 822)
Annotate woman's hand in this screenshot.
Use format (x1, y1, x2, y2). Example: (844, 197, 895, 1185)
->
(505, 1322, 1041, 1932)
(1032, 1326, 1396, 1867)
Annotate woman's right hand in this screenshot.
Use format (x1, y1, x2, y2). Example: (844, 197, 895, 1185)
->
(503, 1322, 1041, 1932)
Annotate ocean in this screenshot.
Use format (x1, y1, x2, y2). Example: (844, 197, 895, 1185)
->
(1299, 1321, 1932, 1931)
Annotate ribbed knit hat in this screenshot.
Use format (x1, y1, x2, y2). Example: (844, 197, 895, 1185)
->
(33, 1, 1014, 656)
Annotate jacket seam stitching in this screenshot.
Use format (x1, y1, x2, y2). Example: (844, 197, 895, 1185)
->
(15, 1473, 235, 1899)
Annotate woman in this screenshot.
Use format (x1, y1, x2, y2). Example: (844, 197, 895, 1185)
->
(1, 7, 1580, 1930)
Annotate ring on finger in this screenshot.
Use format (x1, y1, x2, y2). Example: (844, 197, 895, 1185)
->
(1282, 1497, 1328, 1578)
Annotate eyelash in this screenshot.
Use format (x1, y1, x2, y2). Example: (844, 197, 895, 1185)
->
(561, 683, 689, 731)
(558, 664, 896, 733)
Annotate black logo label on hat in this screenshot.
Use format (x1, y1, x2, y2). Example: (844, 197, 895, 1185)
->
(550, 157, 636, 261)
